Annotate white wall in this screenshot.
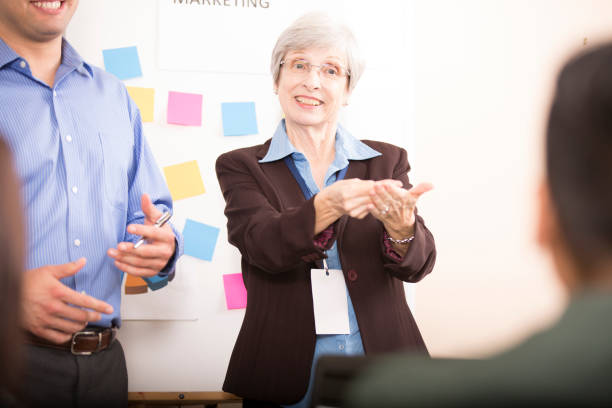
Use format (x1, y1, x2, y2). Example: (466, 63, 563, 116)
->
(411, 0, 612, 357)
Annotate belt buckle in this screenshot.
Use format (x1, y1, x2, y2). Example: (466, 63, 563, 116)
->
(70, 330, 102, 356)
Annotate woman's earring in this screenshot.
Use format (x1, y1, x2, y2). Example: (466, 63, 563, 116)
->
(273, 88, 278, 95)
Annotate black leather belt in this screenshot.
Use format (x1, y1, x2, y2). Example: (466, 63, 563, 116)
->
(26, 327, 117, 355)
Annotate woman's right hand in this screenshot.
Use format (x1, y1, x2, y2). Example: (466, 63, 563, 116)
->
(313, 178, 402, 234)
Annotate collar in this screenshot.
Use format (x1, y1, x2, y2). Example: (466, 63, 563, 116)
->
(259, 119, 381, 163)
(0, 37, 93, 77)
(60, 38, 93, 77)
(0, 37, 20, 69)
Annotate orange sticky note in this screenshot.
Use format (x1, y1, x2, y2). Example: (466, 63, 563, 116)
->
(125, 274, 148, 295)
(163, 160, 206, 201)
(127, 86, 155, 122)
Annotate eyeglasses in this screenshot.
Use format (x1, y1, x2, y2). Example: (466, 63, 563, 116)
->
(280, 58, 350, 80)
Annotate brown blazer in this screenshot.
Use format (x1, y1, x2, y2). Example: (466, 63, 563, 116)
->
(215, 139, 436, 404)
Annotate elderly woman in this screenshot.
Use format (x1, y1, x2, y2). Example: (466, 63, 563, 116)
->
(215, 12, 436, 407)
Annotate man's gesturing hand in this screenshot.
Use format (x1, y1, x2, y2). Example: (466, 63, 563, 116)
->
(107, 194, 176, 277)
(22, 258, 114, 344)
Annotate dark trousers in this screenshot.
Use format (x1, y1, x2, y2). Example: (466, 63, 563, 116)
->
(22, 340, 128, 408)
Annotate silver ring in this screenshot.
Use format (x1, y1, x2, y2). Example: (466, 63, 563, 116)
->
(381, 206, 390, 216)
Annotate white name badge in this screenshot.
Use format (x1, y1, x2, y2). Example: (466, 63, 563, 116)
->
(310, 265, 350, 335)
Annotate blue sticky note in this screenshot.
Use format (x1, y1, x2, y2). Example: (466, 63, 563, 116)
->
(183, 219, 220, 261)
(142, 275, 169, 291)
(102, 46, 142, 80)
(221, 102, 258, 136)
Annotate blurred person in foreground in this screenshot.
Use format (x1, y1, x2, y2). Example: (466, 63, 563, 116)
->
(317, 43, 612, 408)
(216, 12, 436, 408)
(0, 139, 26, 407)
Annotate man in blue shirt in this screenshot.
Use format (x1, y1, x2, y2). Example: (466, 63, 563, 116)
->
(0, 0, 183, 406)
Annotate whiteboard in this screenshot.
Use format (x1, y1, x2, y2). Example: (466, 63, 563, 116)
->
(66, 0, 415, 391)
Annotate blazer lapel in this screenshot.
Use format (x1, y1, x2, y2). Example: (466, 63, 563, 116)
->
(256, 141, 307, 209)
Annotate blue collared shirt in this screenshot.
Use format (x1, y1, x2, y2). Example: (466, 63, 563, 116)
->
(261, 120, 381, 407)
(0, 38, 183, 327)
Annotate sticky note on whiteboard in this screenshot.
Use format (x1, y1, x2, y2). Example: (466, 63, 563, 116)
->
(167, 91, 203, 126)
(223, 273, 247, 310)
(163, 160, 206, 201)
(125, 274, 148, 295)
(221, 102, 258, 136)
(183, 219, 220, 261)
(127, 87, 155, 122)
(102, 46, 142, 80)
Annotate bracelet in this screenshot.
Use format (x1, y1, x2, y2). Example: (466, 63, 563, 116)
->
(385, 232, 415, 245)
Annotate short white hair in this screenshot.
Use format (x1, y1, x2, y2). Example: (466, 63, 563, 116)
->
(270, 12, 365, 93)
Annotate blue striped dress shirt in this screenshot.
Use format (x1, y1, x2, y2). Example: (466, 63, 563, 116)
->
(260, 120, 381, 407)
(0, 38, 183, 328)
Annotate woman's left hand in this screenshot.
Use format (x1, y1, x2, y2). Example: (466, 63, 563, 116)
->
(369, 181, 434, 239)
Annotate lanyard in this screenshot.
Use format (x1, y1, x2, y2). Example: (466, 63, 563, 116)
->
(283, 155, 348, 200)
(284, 155, 348, 275)
(287, 156, 353, 335)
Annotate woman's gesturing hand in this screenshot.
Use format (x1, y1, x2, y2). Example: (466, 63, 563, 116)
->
(314, 178, 402, 234)
(368, 181, 434, 239)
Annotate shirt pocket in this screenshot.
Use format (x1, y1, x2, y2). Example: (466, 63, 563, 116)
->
(97, 131, 132, 211)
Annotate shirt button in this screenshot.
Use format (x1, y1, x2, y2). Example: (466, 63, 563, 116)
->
(74, 239, 81, 247)
(71, 186, 78, 194)
(65, 135, 72, 142)
(53, 90, 57, 97)
(348, 269, 358, 281)
(339, 344, 345, 351)
(19, 60, 26, 68)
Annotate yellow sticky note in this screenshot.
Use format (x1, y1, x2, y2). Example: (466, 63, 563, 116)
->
(127, 86, 155, 122)
(163, 160, 206, 201)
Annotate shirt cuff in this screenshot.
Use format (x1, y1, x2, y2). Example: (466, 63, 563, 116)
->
(157, 222, 184, 279)
(382, 230, 404, 263)
(314, 223, 337, 250)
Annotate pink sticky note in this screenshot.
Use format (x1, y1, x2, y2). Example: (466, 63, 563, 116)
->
(167, 91, 203, 126)
(223, 273, 247, 310)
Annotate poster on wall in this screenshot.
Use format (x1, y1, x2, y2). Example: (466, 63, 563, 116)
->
(158, 0, 409, 74)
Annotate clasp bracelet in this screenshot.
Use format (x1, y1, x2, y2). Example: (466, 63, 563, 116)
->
(385, 231, 415, 245)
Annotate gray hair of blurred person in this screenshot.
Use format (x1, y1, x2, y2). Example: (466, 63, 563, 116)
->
(270, 12, 365, 93)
